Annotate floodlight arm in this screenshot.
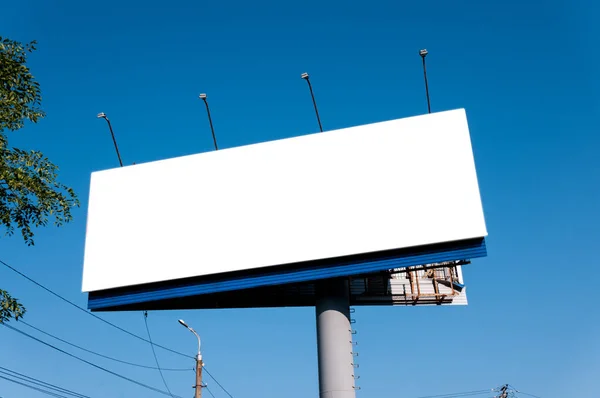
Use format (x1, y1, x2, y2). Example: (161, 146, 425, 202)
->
(97, 113, 124, 167)
(301, 73, 323, 132)
(419, 49, 431, 114)
(199, 94, 219, 150)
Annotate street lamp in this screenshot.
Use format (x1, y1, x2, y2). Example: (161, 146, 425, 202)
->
(96, 112, 124, 167)
(419, 49, 432, 114)
(199, 94, 219, 150)
(179, 319, 204, 398)
(300, 72, 324, 132)
(178, 319, 201, 358)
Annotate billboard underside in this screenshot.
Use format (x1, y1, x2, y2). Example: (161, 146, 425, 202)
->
(88, 237, 485, 310)
(83, 109, 487, 310)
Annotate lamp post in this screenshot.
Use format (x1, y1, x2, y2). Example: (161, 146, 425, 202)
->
(419, 49, 432, 114)
(178, 319, 203, 398)
(199, 94, 219, 150)
(301, 72, 324, 132)
(96, 112, 124, 167)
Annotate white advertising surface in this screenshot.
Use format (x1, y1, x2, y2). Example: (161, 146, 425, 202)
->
(82, 109, 487, 292)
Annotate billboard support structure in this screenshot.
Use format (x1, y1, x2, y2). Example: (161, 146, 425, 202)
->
(316, 278, 356, 398)
(300, 73, 354, 397)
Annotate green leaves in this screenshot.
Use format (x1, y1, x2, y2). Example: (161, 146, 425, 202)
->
(0, 37, 45, 133)
(0, 37, 80, 246)
(0, 289, 26, 324)
(1, 37, 79, 323)
(0, 138, 80, 245)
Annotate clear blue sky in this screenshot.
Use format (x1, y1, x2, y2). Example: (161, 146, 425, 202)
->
(1, 0, 598, 397)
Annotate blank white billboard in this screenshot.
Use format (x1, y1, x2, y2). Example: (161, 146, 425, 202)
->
(82, 109, 487, 292)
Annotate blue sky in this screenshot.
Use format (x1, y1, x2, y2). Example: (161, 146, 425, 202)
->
(1, 0, 598, 397)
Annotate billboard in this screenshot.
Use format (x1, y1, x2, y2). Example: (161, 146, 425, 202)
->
(82, 109, 487, 310)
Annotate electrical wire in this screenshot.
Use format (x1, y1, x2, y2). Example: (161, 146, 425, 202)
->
(203, 366, 234, 398)
(2, 324, 184, 398)
(1, 258, 234, 396)
(509, 385, 541, 398)
(0, 368, 87, 398)
(0, 367, 90, 398)
(417, 390, 493, 398)
(18, 320, 191, 371)
(205, 385, 217, 398)
(0, 258, 192, 359)
(516, 392, 541, 398)
(143, 311, 175, 397)
(0, 374, 71, 398)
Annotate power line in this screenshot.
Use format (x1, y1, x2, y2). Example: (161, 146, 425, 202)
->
(417, 390, 492, 398)
(0, 374, 71, 398)
(203, 366, 234, 398)
(0, 366, 90, 398)
(19, 320, 191, 371)
(516, 392, 541, 398)
(205, 385, 217, 398)
(0, 258, 192, 359)
(2, 258, 233, 396)
(143, 311, 175, 398)
(2, 323, 185, 398)
(509, 385, 541, 398)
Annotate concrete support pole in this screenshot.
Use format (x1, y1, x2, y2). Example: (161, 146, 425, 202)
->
(195, 354, 203, 398)
(316, 278, 356, 398)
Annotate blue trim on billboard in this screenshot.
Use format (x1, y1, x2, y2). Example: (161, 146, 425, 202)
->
(88, 237, 487, 310)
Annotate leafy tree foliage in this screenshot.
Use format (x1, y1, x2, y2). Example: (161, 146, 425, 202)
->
(0, 289, 25, 323)
(0, 36, 79, 323)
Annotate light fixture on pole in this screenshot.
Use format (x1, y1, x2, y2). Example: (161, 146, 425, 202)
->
(96, 112, 124, 167)
(178, 319, 203, 398)
(301, 72, 324, 132)
(419, 49, 432, 114)
(199, 94, 218, 150)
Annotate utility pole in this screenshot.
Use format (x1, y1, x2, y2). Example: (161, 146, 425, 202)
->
(178, 319, 204, 398)
(195, 352, 203, 398)
(498, 384, 508, 398)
